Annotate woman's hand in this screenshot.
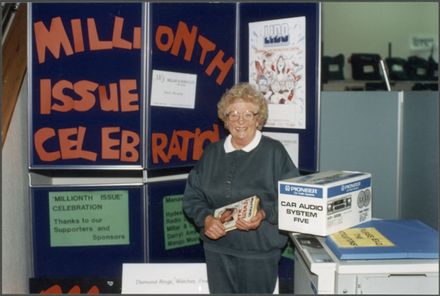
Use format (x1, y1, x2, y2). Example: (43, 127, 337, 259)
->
(204, 215, 227, 240)
(235, 209, 266, 232)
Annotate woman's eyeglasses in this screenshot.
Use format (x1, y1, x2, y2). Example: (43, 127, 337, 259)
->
(226, 110, 258, 122)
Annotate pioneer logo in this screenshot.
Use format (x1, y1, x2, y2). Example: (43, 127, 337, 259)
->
(282, 185, 318, 194)
(280, 184, 323, 198)
(341, 182, 361, 192)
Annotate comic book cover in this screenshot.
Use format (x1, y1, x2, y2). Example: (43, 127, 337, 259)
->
(214, 195, 260, 231)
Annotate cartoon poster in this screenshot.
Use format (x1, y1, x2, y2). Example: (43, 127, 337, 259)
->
(249, 17, 306, 129)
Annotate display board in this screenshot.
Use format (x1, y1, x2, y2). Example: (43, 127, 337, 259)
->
(26, 2, 321, 283)
(146, 2, 236, 169)
(29, 277, 121, 294)
(239, 2, 320, 173)
(29, 2, 319, 171)
(31, 185, 145, 277)
(29, 3, 144, 169)
(147, 179, 205, 262)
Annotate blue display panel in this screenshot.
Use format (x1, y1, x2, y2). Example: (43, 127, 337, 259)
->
(147, 2, 236, 169)
(239, 2, 320, 173)
(30, 3, 144, 168)
(147, 179, 204, 262)
(31, 185, 145, 277)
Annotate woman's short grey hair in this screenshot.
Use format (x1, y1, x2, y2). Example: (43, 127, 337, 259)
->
(217, 83, 268, 130)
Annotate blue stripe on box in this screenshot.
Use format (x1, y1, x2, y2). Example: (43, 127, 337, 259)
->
(279, 184, 323, 198)
(328, 178, 371, 198)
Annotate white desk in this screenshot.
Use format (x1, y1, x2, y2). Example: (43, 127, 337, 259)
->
(291, 233, 439, 294)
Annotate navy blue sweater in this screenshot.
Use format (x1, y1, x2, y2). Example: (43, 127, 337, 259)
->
(183, 135, 299, 257)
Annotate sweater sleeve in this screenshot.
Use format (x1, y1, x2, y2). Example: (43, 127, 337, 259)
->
(182, 165, 214, 229)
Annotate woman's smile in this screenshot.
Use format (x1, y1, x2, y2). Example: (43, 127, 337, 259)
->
(226, 100, 258, 149)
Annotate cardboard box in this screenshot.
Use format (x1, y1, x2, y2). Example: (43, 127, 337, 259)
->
(278, 170, 372, 236)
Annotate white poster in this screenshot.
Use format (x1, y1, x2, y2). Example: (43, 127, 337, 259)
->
(263, 132, 299, 167)
(122, 263, 209, 294)
(409, 34, 437, 52)
(249, 17, 306, 129)
(150, 70, 197, 109)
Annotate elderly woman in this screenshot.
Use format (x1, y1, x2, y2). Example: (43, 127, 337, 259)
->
(183, 82, 299, 294)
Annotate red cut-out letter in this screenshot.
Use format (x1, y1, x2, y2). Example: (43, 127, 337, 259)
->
(171, 21, 197, 61)
(98, 83, 119, 111)
(34, 127, 61, 161)
(112, 17, 132, 49)
(176, 130, 194, 161)
(155, 25, 174, 52)
(119, 79, 139, 112)
(52, 80, 75, 113)
(40, 284, 63, 294)
(86, 285, 100, 294)
(87, 18, 112, 50)
(193, 124, 220, 160)
(66, 285, 81, 294)
(40, 79, 52, 115)
(205, 50, 234, 85)
(151, 133, 169, 163)
(121, 130, 139, 162)
(167, 130, 185, 161)
(58, 126, 97, 161)
(133, 27, 141, 49)
(34, 17, 74, 64)
(71, 19, 85, 53)
(73, 80, 99, 112)
(102, 127, 121, 159)
(197, 35, 216, 65)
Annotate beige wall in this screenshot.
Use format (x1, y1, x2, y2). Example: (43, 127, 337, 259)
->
(2, 74, 31, 294)
(322, 2, 439, 79)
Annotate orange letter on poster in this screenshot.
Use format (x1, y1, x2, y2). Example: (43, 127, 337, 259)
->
(171, 21, 197, 61)
(102, 127, 121, 159)
(155, 25, 174, 52)
(121, 130, 139, 162)
(102, 127, 139, 162)
(193, 124, 219, 160)
(151, 133, 169, 163)
(112, 16, 132, 49)
(87, 18, 112, 50)
(58, 126, 97, 161)
(34, 127, 61, 161)
(34, 17, 74, 64)
(205, 50, 234, 85)
(119, 79, 139, 112)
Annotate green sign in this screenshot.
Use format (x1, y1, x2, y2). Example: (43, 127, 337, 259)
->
(49, 190, 129, 247)
(282, 241, 295, 260)
(162, 194, 200, 250)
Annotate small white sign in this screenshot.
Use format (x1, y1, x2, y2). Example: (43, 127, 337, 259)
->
(150, 70, 197, 109)
(410, 34, 437, 51)
(263, 131, 299, 167)
(121, 263, 209, 294)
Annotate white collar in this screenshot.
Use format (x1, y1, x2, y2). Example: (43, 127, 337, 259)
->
(224, 130, 262, 153)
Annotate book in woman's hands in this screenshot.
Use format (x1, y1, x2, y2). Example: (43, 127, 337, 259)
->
(214, 195, 260, 232)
